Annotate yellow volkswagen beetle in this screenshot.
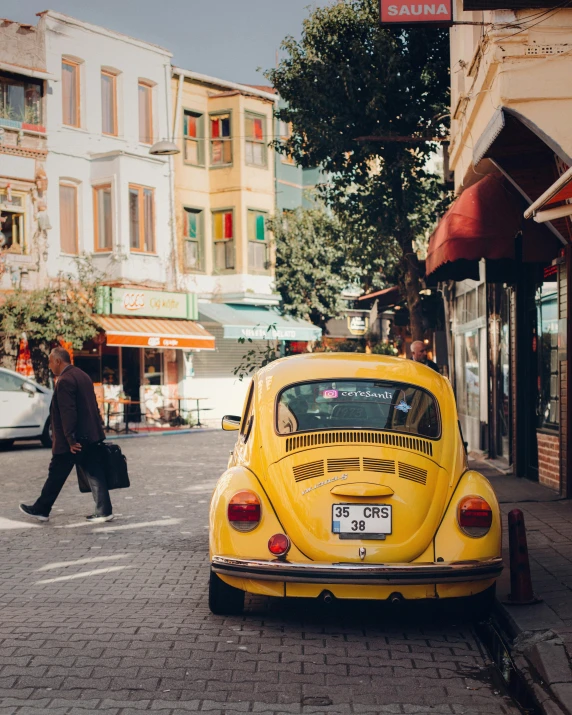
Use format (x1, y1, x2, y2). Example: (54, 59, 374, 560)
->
(209, 353, 502, 615)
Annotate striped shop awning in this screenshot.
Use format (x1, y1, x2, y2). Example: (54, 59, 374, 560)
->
(95, 316, 215, 350)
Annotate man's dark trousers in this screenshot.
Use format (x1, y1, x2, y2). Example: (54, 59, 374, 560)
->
(33, 442, 111, 517)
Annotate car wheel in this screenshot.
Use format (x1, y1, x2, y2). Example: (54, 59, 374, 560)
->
(208, 569, 245, 615)
(40, 420, 52, 449)
(444, 583, 496, 622)
(0, 439, 14, 450)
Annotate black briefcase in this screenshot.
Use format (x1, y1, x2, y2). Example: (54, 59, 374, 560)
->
(77, 442, 130, 493)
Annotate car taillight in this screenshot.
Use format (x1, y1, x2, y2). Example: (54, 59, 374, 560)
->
(268, 533, 290, 558)
(457, 495, 493, 537)
(228, 491, 261, 532)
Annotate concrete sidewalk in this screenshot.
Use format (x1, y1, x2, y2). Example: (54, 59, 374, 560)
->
(473, 460, 572, 715)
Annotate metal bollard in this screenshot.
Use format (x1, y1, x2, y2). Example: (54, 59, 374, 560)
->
(507, 509, 540, 605)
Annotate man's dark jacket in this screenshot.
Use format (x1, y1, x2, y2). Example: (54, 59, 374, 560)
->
(51, 365, 105, 454)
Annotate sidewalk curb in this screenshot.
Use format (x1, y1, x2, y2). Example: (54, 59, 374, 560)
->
(494, 600, 572, 715)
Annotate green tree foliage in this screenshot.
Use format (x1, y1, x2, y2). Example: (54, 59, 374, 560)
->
(266, 0, 450, 339)
(270, 205, 362, 330)
(0, 257, 102, 383)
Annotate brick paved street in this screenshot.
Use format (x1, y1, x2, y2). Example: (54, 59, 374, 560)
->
(0, 434, 521, 715)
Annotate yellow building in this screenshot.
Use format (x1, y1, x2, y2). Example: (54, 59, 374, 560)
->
(171, 68, 278, 305)
(170, 69, 321, 420)
(427, 2, 572, 493)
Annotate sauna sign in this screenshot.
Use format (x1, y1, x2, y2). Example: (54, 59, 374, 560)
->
(380, 0, 452, 24)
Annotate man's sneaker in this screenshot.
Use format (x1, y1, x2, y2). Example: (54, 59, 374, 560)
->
(85, 514, 114, 523)
(19, 504, 49, 522)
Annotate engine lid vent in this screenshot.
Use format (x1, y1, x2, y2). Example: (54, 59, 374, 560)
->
(363, 458, 395, 474)
(284, 430, 433, 457)
(398, 462, 427, 485)
(293, 460, 324, 483)
(327, 458, 360, 473)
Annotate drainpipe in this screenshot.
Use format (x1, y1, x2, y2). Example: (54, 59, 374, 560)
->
(164, 62, 180, 291)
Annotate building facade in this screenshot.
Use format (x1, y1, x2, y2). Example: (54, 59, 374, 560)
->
(427, 1, 572, 493)
(0, 14, 51, 293)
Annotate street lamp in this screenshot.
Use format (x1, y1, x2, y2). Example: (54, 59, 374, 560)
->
(149, 140, 180, 156)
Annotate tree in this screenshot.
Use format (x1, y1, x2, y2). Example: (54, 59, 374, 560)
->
(270, 204, 362, 330)
(266, 0, 450, 339)
(0, 257, 102, 383)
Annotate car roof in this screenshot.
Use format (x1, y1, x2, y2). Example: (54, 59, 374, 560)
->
(256, 353, 448, 400)
(0, 366, 52, 393)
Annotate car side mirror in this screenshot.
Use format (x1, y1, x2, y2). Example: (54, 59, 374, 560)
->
(222, 415, 241, 431)
(21, 382, 36, 396)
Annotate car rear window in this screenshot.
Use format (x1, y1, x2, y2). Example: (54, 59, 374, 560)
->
(276, 380, 440, 439)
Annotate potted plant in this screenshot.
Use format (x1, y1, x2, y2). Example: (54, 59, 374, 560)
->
(21, 104, 45, 133)
(0, 103, 22, 130)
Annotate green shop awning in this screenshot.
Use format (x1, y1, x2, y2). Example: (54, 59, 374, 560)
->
(198, 303, 322, 342)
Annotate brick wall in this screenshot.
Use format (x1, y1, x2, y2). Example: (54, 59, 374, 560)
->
(537, 431, 560, 491)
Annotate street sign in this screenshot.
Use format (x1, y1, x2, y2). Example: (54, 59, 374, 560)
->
(380, 0, 453, 25)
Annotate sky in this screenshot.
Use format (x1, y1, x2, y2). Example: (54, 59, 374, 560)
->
(0, 0, 330, 85)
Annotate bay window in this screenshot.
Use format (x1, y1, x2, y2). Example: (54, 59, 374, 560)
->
(210, 113, 232, 166)
(247, 210, 269, 271)
(213, 209, 234, 271)
(93, 184, 113, 251)
(129, 184, 155, 253)
(245, 113, 266, 167)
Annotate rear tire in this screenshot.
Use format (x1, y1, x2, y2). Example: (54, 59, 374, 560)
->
(40, 420, 52, 449)
(445, 584, 496, 622)
(209, 569, 245, 615)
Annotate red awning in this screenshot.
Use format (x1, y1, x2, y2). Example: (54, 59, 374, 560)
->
(95, 316, 215, 350)
(357, 286, 401, 308)
(426, 174, 560, 281)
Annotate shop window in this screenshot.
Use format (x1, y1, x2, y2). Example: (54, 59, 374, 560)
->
(245, 113, 266, 167)
(183, 110, 204, 165)
(210, 113, 232, 166)
(247, 210, 269, 272)
(183, 207, 204, 272)
(59, 183, 79, 254)
(101, 70, 118, 136)
(138, 81, 153, 145)
(0, 189, 26, 253)
(93, 184, 113, 251)
(62, 59, 80, 127)
(455, 330, 480, 419)
(129, 184, 155, 253)
(279, 120, 296, 165)
(536, 284, 559, 429)
(0, 71, 43, 126)
(143, 348, 163, 386)
(213, 209, 234, 271)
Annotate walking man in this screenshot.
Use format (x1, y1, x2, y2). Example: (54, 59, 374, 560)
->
(19, 347, 113, 523)
(410, 340, 440, 373)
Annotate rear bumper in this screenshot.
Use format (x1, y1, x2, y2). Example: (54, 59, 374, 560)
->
(211, 555, 503, 586)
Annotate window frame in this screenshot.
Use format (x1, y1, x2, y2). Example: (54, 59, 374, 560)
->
(245, 111, 267, 168)
(279, 120, 296, 166)
(138, 80, 154, 145)
(182, 108, 205, 167)
(240, 381, 255, 443)
(100, 70, 118, 137)
(93, 183, 113, 253)
(209, 111, 233, 168)
(59, 181, 79, 255)
(0, 188, 27, 253)
(212, 207, 235, 272)
(62, 58, 81, 128)
(274, 378, 442, 440)
(129, 183, 155, 253)
(183, 205, 205, 273)
(247, 208, 270, 273)
(0, 71, 44, 127)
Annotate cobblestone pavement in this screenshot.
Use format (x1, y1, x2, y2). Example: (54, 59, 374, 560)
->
(0, 434, 521, 715)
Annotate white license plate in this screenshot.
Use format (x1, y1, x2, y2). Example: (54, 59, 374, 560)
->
(332, 504, 392, 540)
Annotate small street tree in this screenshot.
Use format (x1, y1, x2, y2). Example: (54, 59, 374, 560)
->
(270, 204, 362, 331)
(266, 0, 450, 339)
(0, 257, 102, 383)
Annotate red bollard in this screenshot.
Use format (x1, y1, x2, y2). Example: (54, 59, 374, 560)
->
(507, 509, 540, 604)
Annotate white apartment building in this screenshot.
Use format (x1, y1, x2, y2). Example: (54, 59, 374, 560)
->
(43, 11, 174, 287)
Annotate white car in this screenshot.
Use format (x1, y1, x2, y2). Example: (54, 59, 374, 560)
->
(0, 367, 53, 448)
